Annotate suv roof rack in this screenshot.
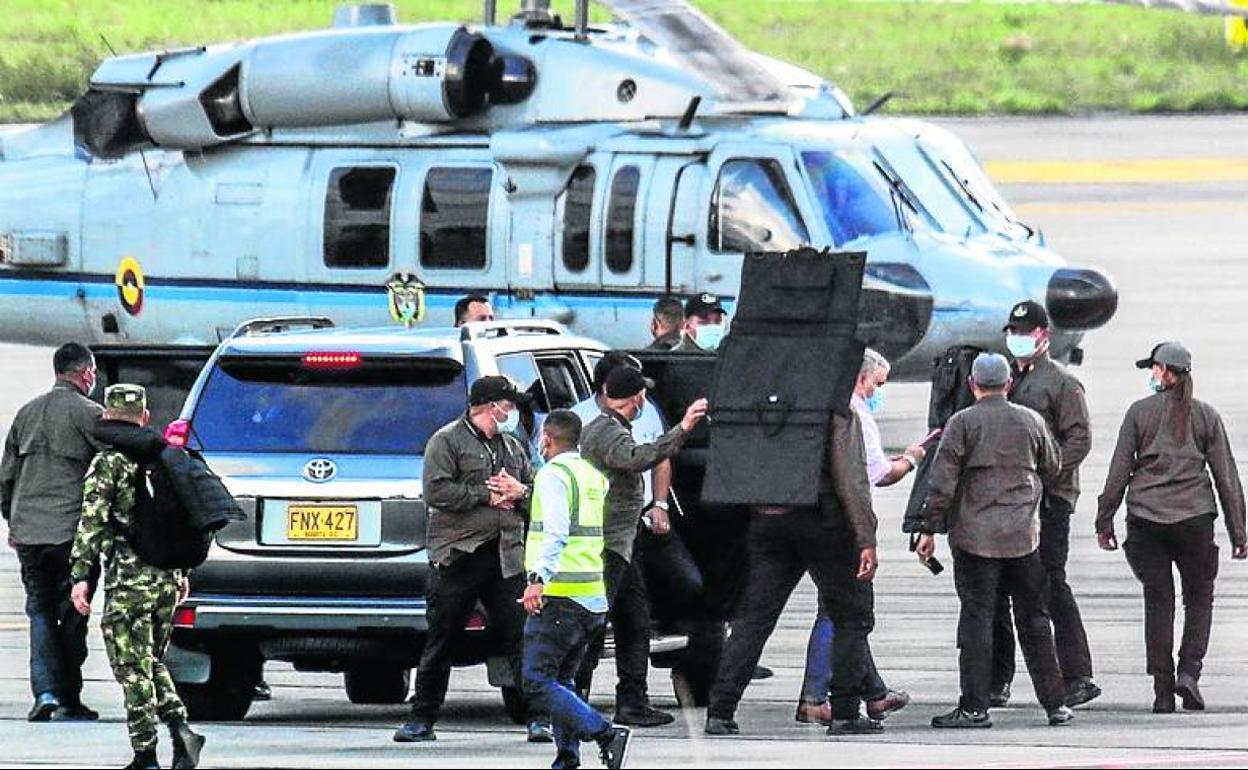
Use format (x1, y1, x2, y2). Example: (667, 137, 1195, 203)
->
(226, 316, 336, 340)
(459, 319, 567, 342)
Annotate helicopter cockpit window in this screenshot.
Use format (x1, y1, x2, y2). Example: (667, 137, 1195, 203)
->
(801, 151, 901, 246)
(709, 159, 810, 253)
(916, 137, 1031, 241)
(420, 167, 493, 270)
(606, 166, 640, 275)
(323, 166, 395, 269)
(561, 166, 596, 274)
(875, 145, 985, 238)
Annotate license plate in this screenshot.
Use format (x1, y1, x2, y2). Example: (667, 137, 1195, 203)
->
(287, 505, 359, 541)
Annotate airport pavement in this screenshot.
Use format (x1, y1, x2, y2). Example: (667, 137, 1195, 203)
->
(2, 114, 1248, 767)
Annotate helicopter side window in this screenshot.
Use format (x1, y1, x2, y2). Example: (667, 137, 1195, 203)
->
(419, 167, 493, 270)
(561, 166, 596, 274)
(605, 166, 640, 275)
(323, 166, 395, 269)
(709, 159, 810, 253)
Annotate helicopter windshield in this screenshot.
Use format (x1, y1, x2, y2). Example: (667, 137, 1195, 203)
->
(802, 150, 903, 247)
(875, 144, 985, 238)
(916, 136, 1032, 240)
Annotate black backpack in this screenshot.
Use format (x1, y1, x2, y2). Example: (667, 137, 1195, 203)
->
(125, 446, 241, 570)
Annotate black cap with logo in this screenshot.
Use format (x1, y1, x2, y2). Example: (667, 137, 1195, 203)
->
(1003, 300, 1050, 332)
(685, 292, 727, 320)
(604, 367, 654, 399)
(468, 376, 532, 407)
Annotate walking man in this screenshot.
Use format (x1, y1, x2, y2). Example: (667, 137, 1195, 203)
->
(996, 300, 1099, 709)
(578, 367, 708, 726)
(1, 342, 103, 722)
(69, 385, 205, 769)
(1097, 342, 1247, 712)
(394, 376, 550, 743)
(521, 410, 632, 770)
(917, 353, 1073, 728)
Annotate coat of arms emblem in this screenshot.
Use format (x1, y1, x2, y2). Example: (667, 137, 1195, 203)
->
(386, 272, 426, 328)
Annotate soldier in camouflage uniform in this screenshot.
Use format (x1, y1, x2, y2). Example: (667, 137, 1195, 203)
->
(68, 385, 205, 770)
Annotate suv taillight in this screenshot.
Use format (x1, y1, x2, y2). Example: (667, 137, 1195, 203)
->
(173, 607, 196, 628)
(164, 419, 191, 448)
(302, 352, 361, 369)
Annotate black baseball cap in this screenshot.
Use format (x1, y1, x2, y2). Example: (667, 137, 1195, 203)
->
(469, 375, 532, 406)
(591, 351, 645, 393)
(1003, 300, 1050, 332)
(1135, 341, 1192, 373)
(685, 292, 727, 319)
(605, 367, 653, 399)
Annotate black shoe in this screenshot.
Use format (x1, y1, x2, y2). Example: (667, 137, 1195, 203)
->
(124, 749, 160, 770)
(52, 702, 99, 721)
(931, 707, 992, 729)
(1153, 694, 1176, 714)
(1176, 673, 1205, 711)
(27, 692, 60, 722)
(253, 680, 272, 701)
(392, 719, 436, 742)
(552, 749, 581, 769)
(1047, 705, 1074, 726)
(1064, 677, 1102, 708)
(614, 705, 675, 727)
(826, 716, 884, 735)
(597, 725, 632, 770)
(988, 683, 1011, 708)
(704, 716, 740, 735)
(168, 720, 205, 769)
(751, 665, 774, 680)
(527, 720, 555, 743)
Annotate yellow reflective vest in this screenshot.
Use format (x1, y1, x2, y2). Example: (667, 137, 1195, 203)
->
(525, 455, 607, 599)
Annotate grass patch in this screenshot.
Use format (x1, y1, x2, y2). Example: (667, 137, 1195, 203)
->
(0, 0, 1244, 119)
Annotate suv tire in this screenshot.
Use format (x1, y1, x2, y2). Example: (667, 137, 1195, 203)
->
(176, 650, 261, 721)
(501, 685, 528, 725)
(344, 665, 411, 705)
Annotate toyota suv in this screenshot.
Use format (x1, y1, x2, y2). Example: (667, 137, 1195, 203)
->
(159, 318, 616, 721)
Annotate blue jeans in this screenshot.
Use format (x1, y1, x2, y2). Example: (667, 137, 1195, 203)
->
(799, 613, 889, 704)
(522, 598, 611, 768)
(16, 543, 93, 703)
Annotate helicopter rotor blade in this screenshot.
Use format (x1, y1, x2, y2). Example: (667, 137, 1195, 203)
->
(596, 0, 789, 102)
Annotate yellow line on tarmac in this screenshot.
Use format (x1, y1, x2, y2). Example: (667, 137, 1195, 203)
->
(1014, 200, 1248, 217)
(0, 621, 28, 631)
(985, 158, 1248, 184)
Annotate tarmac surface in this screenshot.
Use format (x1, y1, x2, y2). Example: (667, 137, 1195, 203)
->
(3, 114, 1248, 767)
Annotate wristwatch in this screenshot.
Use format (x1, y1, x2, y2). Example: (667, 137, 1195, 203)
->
(648, 500, 670, 512)
(527, 572, 544, 586)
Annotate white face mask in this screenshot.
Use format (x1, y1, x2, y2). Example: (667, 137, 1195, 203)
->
(695, 323, 726, 351)
(1006, 333, 1038, 359)
(493, 403, 519, 434)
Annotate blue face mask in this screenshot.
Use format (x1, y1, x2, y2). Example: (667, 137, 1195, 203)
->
(865, 389, 885, 413)
(1149, 376, 1166, 394)
(1006, 333, 1038, 359)
(494, 404, 520, 434)
(696, 323, 726, 352)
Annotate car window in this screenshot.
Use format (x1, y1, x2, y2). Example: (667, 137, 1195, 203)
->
(535, 355, 587, 410)
(323, 166, 395, 269)
(496, 352, 547, 413)
(190, 357, 465, 454)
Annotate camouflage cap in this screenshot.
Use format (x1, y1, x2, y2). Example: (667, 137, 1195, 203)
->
(104, 383, 146, 412)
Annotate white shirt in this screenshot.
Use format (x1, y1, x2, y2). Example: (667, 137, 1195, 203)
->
(571, 395, 665, 501)
(851, 393, 891, 486)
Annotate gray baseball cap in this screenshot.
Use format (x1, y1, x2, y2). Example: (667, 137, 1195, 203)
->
(1136, 341, 1191, 373)
(971, 352, 1011, 388)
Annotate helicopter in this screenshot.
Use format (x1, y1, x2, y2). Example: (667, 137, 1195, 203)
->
(0, 0, 1119, 380)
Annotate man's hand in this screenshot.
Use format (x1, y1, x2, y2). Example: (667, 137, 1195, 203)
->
(856, 547, 878, 582)
(488, 470, 527, 502)
(71, 581, 92, 617)
(644, 506, 671, 535)
(1233, 544, 1248, 560)
(680, 398, 710, 433)
(905, 443, 927, 463)
(488, 491, 515, 510)
(916, 533, 936, 561)
(521, 583, 545, 616)
(1097, 530, 1118, 552)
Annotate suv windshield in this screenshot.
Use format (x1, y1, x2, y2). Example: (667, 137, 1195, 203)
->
(802, 150, 902, 246)
(191, 357, 466, 454)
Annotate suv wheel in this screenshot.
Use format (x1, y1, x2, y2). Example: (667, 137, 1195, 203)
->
(344, 665, 411, 704)
(176, 649, 261, 721)
(501, 685, 528, 725)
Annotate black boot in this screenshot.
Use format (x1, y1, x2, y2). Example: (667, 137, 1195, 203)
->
(168, 721, 205, 769)
(1153, 675, 1176, 714)
(124, 749, 159, 769)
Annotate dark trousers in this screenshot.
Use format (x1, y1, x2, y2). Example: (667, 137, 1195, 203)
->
(708, 500, 874, 722)
(1122, 514, 1218, 682)
(992, 500, 1094, 689)
(575, 550, 652, 709)
(954, 549, 1065, 713)
(410, 541, 531, 723)
(522, 598, 611, 767)
(16, 542, 92, 703)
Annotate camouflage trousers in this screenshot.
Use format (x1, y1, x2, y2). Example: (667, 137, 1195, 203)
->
(101, 578, 188, 751)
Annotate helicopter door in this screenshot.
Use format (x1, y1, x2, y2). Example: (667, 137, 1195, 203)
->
(665, 159, 708, 294)
(702, 148, 815, 295)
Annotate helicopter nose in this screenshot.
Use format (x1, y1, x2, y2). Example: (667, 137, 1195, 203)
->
(1046, 268, 1118, 331)
(858, 262, 934, 362)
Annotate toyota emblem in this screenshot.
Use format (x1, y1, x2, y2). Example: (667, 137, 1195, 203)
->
(303, 458, 337, 483)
